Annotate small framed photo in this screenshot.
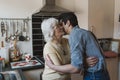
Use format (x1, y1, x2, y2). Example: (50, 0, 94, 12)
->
(111, 39, 120, 53)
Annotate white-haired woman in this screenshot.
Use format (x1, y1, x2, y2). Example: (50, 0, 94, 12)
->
(41, 18, 98, 80)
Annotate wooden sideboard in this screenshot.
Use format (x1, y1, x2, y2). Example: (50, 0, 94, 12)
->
(106, 57, 119, 80)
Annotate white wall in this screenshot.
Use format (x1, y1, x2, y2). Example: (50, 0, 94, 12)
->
(88, 0, 114, 38)
(56, 0, 89, 30)
(0, 0, 43, 18)
(56, 0, 114, 38)
(0, 0, 44, 56)
(75, 0, 89, 30)
(114, 0, 120, 39)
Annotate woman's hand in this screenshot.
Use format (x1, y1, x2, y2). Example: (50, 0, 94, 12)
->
(86, 57, 98, 67)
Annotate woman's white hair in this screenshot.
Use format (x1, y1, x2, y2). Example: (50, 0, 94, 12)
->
(41, 18, 58, 42)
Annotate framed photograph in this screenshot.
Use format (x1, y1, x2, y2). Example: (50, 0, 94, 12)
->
(111, 39, 120, 53)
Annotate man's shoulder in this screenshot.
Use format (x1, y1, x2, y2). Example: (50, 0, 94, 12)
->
(73, 26, 87, 32)
(72, 27, 89, 36)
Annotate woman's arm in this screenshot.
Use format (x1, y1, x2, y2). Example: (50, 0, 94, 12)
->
(45, 54, 80, 73)
(45, 54, 98, 73)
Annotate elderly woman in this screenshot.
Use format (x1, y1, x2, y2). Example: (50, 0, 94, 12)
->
(41, 18, 98, 80)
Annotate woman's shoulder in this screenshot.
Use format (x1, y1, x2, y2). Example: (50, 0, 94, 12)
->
(43, 42, 57, 54)
(44, 41, 54, 49)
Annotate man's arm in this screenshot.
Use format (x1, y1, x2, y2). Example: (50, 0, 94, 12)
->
(45, 54, 81, 73)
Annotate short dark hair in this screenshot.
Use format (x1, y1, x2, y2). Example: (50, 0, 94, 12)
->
(58, 12, 78, 27)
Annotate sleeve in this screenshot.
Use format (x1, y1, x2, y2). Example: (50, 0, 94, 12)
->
(69, 32, 85, 70)
(43, 43, 62, 65)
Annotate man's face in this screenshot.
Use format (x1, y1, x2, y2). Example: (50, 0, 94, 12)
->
(59, 21, 69, 35)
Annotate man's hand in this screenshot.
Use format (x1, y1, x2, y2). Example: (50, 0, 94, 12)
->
(86, 57, 98, 67)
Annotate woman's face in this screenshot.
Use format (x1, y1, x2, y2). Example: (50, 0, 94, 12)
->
(59, 21, 69, 35)
(54, 24, 65, 38)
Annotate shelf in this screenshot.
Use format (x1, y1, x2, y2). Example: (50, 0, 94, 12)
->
(33, 44, 43, 46)
(33, 39, 44, 41)
(32, 28, 41, 29)
(32, 22, 41, 24)
(32, 34, 42, 35)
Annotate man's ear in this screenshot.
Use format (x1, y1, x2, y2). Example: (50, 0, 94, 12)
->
(66, 20, 70, 26)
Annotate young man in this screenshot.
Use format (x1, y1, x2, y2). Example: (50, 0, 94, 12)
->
(46, 12, 110, 80)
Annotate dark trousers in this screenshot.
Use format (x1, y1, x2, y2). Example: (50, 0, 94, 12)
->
(84, 70, 110, 80)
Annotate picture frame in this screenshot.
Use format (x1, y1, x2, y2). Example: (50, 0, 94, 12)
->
(110, 39, 120, 53)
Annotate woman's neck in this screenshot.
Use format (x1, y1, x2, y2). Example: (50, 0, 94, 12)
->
(52, 36, 62, 44)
